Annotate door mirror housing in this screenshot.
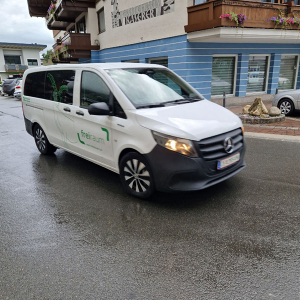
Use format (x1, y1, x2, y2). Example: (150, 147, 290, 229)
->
(88, 102, 110, 115)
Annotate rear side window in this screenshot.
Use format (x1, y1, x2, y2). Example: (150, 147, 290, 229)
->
(24, 72, 46, 98)
(80, 71, 110, 108)
(4, 79, 14, 84)
(45, 70, 75, 104)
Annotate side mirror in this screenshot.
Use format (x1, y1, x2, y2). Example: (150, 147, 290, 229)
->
(88, 102, 110, 116)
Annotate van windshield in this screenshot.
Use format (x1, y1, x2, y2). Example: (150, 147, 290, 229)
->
(107, 68, 203, 108)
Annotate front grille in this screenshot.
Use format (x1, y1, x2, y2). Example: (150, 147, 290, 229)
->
(197, 128, 243, 161)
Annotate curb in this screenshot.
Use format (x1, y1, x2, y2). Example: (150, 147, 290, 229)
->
(244, 132, 300, 142)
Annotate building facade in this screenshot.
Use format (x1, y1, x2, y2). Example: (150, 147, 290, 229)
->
(28, 0, 300, 101)
(0, 42, 46, 81)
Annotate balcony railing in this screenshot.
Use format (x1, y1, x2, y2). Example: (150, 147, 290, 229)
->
(185, 0, 300, 33)
(46, 0, 96, 30)
(52, 33, 100, 63)
(5, 64, 28, 72)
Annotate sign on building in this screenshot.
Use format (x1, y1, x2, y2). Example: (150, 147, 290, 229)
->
(111, 0, 175, 28)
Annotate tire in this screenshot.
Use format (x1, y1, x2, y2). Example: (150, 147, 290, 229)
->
(33, 124, 57, 155)
(119, 152, 155, 199)
(278, 98, 294, 116)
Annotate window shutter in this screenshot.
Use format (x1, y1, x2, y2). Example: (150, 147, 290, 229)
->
(278, 55, 298, 90)
(247, 56, 268, 93)
(211, 57, 235, 96)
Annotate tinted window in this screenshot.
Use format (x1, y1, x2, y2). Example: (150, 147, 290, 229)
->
(45, 70, 75, 104)
(4, 79, 14, 84)
(81, 71, 110, 108)
(24, 72, 46, 98)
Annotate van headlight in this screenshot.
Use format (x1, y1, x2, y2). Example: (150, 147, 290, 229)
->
(152, 131, 198, 157)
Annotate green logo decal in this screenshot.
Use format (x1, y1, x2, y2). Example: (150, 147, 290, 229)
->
(77, 133, 85, 145)
(47, 73, 68, 102)
(77, 130, 107, 151)
(101, 128, 109, 141)
(23, 97, 30, 103)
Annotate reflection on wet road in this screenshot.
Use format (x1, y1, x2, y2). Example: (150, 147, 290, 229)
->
(0, 96, 300, 299)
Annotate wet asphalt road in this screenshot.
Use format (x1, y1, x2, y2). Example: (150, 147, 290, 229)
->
(0, 96, 300, 300)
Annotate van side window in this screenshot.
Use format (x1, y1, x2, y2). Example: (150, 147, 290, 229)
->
(24, 72, 46, 98)
(45, 70, 75, 104)
(80, 71, 110, 108)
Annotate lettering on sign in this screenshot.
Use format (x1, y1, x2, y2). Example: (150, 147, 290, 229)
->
(111, 0, 175, 28)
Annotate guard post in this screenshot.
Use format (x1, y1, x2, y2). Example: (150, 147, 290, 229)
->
(223, 92, 226, 107)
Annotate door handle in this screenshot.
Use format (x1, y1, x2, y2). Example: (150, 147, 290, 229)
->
(63, 107, 71, 112)
(76, 110, 84, 116)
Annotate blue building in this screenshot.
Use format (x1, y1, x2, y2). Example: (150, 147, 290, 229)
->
(28, 0, 300, 103)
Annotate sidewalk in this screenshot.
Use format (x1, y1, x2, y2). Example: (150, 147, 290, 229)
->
(226, 100, 300, 136)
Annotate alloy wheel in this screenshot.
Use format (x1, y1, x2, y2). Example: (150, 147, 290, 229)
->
(280, 101, 292, 115)
(35, 128, 46, 151)
(124, 159, 151, 193)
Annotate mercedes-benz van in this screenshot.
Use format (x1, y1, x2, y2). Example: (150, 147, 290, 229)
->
(22, 63, 246, 199)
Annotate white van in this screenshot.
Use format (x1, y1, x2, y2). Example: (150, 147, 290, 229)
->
(22, 63, 245, 199)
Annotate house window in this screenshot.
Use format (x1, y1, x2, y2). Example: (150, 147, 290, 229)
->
(77, 17, 86, 34)
(4, 56, 21, 65)
(278, 55, 298, 90)
(247, 55, 269, 93)
(28, 59, 38, 66)
(211, 56, 236, 96)
(194, 0, 207, 4)
(69, 25, 76, 33)
(98, 8, 106, 34)
(148, 57, 168, 67)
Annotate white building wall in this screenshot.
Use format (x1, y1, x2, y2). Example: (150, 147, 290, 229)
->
(95, 0, 192, 50)
(87, 8, 98, 46)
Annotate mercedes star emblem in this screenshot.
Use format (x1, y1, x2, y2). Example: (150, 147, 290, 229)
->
(223, 137, 234, 154)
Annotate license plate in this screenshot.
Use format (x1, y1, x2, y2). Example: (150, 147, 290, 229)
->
(217, 153, 240, 170)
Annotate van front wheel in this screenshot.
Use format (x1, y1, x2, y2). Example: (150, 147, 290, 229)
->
(119, 152, 155, 199)
(34, 124, 57, 155)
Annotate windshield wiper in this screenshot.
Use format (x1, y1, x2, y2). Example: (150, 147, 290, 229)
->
(162, 97, 201, 105)
(136, 104, 165, 109)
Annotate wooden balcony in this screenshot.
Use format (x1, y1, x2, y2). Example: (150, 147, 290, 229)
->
(47, 0, 96, 30)
(52, 33, 100, 63)
(185, 0, 300, 33)
(27, 0, 52, 17)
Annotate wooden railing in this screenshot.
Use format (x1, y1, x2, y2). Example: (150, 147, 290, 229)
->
(186, 0, 300, 33)
(52, 33, 100, 62)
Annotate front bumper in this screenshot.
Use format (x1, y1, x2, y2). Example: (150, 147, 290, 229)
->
(145, 142, 246, 193)
(14, 92, 21, 99)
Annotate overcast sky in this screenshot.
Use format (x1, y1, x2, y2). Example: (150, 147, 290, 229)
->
(0, 0, 54, 54)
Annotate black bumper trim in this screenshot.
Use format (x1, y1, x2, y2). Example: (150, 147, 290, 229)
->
(144, 142, 246, 193)
(24, 117, 33, 136)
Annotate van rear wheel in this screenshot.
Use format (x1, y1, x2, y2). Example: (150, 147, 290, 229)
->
(33, 124, 57, 155)
(119, 152, 155, 199)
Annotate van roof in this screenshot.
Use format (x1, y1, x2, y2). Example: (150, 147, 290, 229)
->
(24, 63, 167, 74)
